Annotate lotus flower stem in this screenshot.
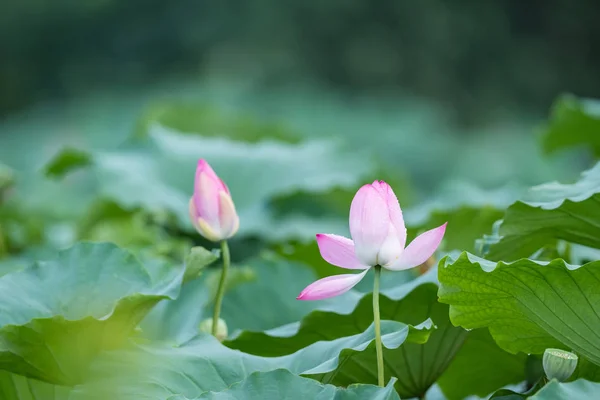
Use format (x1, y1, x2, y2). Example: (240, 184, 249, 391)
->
(0, 224, 5, 259)
(373, 265, 384, 387)
(212, 240, 230, 336)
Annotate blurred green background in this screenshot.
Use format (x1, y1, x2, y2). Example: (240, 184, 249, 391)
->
(2, 0, 600, 121)
(1, 0, 599, 263)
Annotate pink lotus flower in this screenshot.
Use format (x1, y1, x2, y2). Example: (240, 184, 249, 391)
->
(189, 160, 239, 242)
(297, 180, 446, 300)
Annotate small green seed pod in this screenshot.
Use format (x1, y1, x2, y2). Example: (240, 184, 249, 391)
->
(542, 348, 578, 382)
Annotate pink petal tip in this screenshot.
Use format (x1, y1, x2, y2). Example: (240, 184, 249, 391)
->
(386, 222, 447, 271)
(296, 269, 369, 301)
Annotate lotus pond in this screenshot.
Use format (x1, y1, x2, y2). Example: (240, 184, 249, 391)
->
(1, 93, 600, 399)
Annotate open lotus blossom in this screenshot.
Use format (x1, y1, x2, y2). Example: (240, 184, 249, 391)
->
(297, 180, 447, 300)
(189, 159, 240, 242)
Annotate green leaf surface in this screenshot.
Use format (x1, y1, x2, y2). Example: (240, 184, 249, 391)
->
(412, 206, 504, 254)
(216, 256, 354, 332)
(0, 162, 14, 192)
(541, 94, 600, 157)
(490, 379, 600, 399)
(44, 148, 93, 179)
(0, 242, 186, 385)
(141, 255, 358, 344)
(573, 357, 600, 381)
(531, 379, 600, 399)
(134, 102, 301, 143)
(47, 126, 373, 240)
(183, 246, 219, 283)
(71, 320, 430, 399)
(403, 181, 521, 227)
(437, 329, 527, 400)
(438, 252, 600, 366)
(487, 162, 600, 261)
(168, 369, 400, 400)
(225, 270, 466, 398)
(0, 198, 47, 256)
(0, 371, 71, 400)
(77, 201, 193, 262)
(404, 182, 520, 253)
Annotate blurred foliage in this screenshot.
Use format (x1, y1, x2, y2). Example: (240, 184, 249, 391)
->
(44, 147, 93, 178)
(541, 94, 600, 157)
(43, 124, 374, 242)
(0, 90, 588, 273)
(134, 102, 301, 143)
(1, 0, 600, 124)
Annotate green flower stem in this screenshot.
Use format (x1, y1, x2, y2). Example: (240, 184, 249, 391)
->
(0, 224, 6, 259)
(373, 265, 385, 387)
(212, 240, 230, 336)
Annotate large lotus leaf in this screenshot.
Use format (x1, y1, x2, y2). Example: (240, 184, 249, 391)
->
(489, 379, 600, 399)
(438, 252, 600, 366)
(0, 371, 71, 400)
(44, 125, 374, 241)
(223, 270, 466, 398)
(0, 242, 189, 385)
(437, 329, 528, 400)
(75, 201, 195, 263)
(168, 369, 400, 400)
(140, 254, 361, 344)
(541, 94, 600, 157)
(0, 256, 27, 277)
(531, 379, 600, 399)
(70, 320, 431, 400)
(215, 255, 365, 332)
(134, 101, 302, 143)
(487, 162, 600, 261)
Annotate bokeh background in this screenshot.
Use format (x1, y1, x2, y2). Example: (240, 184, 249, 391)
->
(1, 0, 599, 264)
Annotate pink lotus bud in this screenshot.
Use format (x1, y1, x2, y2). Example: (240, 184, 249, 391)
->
(189, 160, 239, 242)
